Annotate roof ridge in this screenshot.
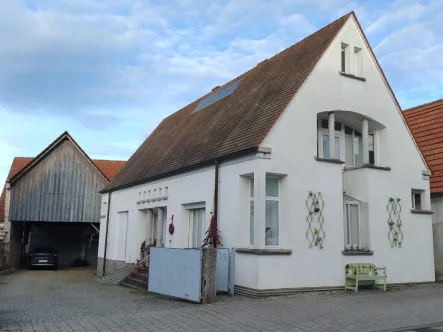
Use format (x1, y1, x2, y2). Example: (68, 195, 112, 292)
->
(161, 11, 354, 122)
(404, 98, 443, 112)
(92, 159, 126, 162)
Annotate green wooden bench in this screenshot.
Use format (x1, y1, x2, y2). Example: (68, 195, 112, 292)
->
(345, 263, 387, 293)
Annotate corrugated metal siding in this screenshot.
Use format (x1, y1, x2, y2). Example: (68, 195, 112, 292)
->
(10, 140, 107, 222)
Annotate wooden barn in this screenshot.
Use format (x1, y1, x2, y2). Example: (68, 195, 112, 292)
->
(0, 132, 125, 269)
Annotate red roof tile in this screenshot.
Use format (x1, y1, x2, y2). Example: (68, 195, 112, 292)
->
(404, 99, 443, 193)
(106, 12, 354, 192)
(93, 160, 126, 181)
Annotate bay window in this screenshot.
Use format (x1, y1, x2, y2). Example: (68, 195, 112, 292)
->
(265, 176, 279, 246)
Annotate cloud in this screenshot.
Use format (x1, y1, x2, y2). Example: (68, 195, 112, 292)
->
(370, 0, 443, 108)
(1, 0, 442, 182)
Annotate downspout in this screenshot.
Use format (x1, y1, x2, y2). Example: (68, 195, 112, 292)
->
(102, 191, 112, 276)
(213, 160, 219, 231)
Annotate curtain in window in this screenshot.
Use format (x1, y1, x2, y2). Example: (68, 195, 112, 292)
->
(191, 208, 205, 248)
(349, 204, 359, 245)
(322, 134, 341, 159)
(345, 133, 353, 165)
(354, 135, 363, 166)
(265, 177, 279, 246)
(322, 134, 329, 158)
(250, 201, 254, 245)
(265, 200, 279, 246)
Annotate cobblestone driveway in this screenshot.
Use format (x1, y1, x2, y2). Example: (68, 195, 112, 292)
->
(2, 269, 443, 331)
(0, 268, 191, 327)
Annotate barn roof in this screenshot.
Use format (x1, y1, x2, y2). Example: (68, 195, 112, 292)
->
(105, 12, 355, 192)
(0, 135, 125, 222)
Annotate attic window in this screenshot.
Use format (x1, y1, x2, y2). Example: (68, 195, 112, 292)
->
(193, 79, 243, 113)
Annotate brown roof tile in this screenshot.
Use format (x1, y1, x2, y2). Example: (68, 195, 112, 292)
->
(404, 99, 443, 193)
(106, 12, 354, 192)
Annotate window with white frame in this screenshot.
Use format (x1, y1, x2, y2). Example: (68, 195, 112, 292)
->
(411, 190, 423, 211)
(343, 196, 370, 250)
(150, 211, 158, 246)
(345, 201, 360, 247)
(318, 119, 375, 166)
(249, 177, 254, 246)
(341, 43, 348, 73)
(189, 208, 205, 248)
(265, 176, 279, 246)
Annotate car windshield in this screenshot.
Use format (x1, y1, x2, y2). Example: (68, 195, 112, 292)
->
(34, 247, 54, 253)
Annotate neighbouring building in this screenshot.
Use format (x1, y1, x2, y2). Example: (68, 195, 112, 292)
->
(0, 132, 125, 269)
(98, 12, 435, 294)
(404, 99, 443, 280)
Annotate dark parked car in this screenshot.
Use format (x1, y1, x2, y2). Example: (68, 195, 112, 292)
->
(28, 247, 58, 270)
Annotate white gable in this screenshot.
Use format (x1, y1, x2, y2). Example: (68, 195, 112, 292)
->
(262, 15, 427, 173)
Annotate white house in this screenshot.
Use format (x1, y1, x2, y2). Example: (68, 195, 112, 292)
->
(404, 99, 443, 280)
(98, 12, 435, 295)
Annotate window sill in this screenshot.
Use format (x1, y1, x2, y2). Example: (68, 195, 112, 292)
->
(410, 209, 434, 215)
(315, 157, 345, 165)
(344, 164, 391, 172)
(342, 250, 374, 256)
(339, 71, 366, 82)
(236, 248, 292, 256)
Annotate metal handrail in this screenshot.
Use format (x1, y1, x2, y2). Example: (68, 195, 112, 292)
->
(138, 254, 150, 268)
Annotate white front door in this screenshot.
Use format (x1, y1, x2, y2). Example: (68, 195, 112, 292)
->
(116, 211, 129, 261)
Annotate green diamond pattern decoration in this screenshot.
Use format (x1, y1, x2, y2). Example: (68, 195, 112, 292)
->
(387, 197, 403, 247)
(306, 191, 325, 249)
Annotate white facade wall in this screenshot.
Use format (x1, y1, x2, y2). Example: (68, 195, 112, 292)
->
(99, 16, 435, 290)
(432, 194, 443, 279)
(98, 158, 263, 287)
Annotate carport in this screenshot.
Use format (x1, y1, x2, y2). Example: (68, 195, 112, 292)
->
(26, 222, 99, 267)
(2, 132, 125, 269)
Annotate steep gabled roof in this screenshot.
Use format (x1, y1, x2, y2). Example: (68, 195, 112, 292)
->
(404, 99, 443, 193)
(0, 135, 126, 222)
(105, 12, 354, 192)
(8, 131, 125, 184)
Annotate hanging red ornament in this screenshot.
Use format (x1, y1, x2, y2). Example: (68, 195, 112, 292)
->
(169, 215, 175, 235)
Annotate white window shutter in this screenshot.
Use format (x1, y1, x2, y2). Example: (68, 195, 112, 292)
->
(359, 202, 370, 250)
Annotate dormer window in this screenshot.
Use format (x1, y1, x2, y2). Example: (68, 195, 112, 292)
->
(341, 43, 348, 73)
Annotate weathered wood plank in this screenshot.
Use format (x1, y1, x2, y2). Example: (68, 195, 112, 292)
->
(10, 140, 106, 223)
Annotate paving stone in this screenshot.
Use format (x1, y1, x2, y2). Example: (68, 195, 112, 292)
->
(3, 269, 443, 331)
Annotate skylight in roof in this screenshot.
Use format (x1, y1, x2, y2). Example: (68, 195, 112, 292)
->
(193, 79, 242, 113)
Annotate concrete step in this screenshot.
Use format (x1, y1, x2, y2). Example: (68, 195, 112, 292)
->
(131, 272, 147, 282)
(99, 263, 134, 285)
(121, 276, 147, 290)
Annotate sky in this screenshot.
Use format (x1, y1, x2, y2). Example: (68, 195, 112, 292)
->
(1, 0, 442, 185)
